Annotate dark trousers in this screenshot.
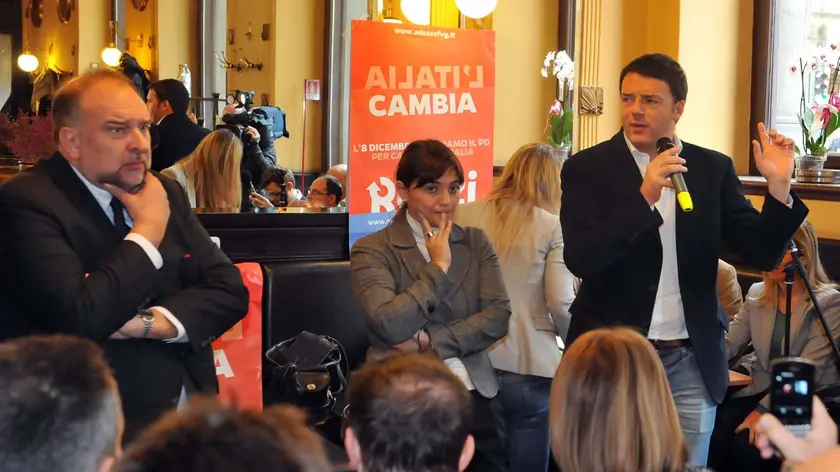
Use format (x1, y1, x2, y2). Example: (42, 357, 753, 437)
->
(466, 391, 508, 472)
(496, 371, 552, 472)
(708, 392, 782, 472)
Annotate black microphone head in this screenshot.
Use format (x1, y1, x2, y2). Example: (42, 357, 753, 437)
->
(242, 170, 253, 182)
(656, 137, 676, 154)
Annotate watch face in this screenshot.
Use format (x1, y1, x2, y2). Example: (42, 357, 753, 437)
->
(138, 311, 155, 321)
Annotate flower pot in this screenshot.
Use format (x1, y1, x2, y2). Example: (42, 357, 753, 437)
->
(795, 154, 827, 173)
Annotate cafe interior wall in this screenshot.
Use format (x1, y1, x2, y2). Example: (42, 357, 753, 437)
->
(125, 0, 156, 73)
(20, 0, 79, 74)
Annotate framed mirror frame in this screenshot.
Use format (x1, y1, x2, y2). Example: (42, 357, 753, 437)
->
(29, 0, 44, 28)
(57, 0, 73, 24)
(131, 0, 149, 12)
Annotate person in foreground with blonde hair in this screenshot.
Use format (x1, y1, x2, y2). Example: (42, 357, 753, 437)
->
(456, 143, 575, 472)
(550, 327, 712, 472)
(162, 129, 243, 212)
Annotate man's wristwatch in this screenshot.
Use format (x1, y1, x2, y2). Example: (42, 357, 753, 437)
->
(137, 310, 155, 339)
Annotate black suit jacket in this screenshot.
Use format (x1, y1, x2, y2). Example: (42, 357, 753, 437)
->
(151, 113, 211, 172)
(0, 154, 249, 441)
(560, 132, 808, 403)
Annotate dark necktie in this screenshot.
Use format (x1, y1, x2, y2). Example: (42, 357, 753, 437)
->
(110, 198, 130, 238)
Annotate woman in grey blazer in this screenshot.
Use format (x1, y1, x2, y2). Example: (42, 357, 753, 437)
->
(456, 143, 574, 472)
(350, 140, 512, 472)
(709, 220, 840, 471)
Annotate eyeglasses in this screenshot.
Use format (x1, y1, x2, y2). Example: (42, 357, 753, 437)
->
(308, 188, 327, 197)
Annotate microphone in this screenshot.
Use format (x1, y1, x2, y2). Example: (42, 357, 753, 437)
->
(656, 137, 693, 212)
(242, 171, 257, 195)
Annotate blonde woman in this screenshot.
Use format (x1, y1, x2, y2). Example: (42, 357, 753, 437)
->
(456, 143, 575, 472)
(709, 220, 840, 472)
(162, 129, 243, 213)
(550, 327, 712, 472)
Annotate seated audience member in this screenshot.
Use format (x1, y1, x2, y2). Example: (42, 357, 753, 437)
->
(350, 140, 511, 472)
(456, 143, 575, 472)
(344, 353, 475, 472)
(754, 396, 838, 472)
(249, 166, 304, 209)
(709, 220, 840, 472)
(550, 327, 712, 472)
(147, 79, 210, 172)
(161, 129, 242, 212)
(327, 164, 348, 206)
(718, 259, 744, 321)
(116, 397, 330, 472)
(289, 174, 343, 208)
(0, 335, 123, 472)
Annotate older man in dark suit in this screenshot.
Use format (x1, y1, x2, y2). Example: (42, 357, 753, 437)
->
(0, 70, 248, 442)
(147, 79, 209, 171)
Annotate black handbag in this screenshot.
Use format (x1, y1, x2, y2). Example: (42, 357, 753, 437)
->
(265, 331, 348, 424)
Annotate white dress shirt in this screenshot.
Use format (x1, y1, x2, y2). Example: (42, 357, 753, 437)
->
(406, 213, 476, 391)
(623, 134, 689, 340)
(70, 165, 188, 343)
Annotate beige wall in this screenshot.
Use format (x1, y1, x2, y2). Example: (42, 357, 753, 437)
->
(747, 195, 840, 240)
(77, 0, 110, 74)
(678, 0, 754, 174)
(270, 0, 324, 172)
(579, 0, 753, 172)
(226, 0, 274, 103)
(492, 0, 559, 165)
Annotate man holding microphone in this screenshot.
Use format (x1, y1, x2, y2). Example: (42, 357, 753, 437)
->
(560, 53, 808, 466)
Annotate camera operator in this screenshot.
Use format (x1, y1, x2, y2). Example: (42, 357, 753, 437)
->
(217, 105, 274, 211)
(249, 166, 304, 210)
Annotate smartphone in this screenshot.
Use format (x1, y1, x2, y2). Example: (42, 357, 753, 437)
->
(770, 357, 816, 438)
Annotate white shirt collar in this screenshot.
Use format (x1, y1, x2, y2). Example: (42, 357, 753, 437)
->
(69, 165, 115, 213)
(406, 212, 426, 243)
(622, 132, 683, 157)
(156, 113, 174, 126)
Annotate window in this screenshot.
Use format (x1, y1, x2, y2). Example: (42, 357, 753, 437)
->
(768, 1, 840, 157)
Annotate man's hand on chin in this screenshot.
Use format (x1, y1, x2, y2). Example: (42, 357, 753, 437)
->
(109, 309, 177, 340)
(752, 122, 796, 205)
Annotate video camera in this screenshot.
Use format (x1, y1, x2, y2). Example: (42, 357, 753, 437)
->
(217, 89, 272, 146)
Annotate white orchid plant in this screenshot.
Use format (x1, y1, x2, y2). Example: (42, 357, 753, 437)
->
(789, 44, 840, 157)
(541, 50, 575, 149)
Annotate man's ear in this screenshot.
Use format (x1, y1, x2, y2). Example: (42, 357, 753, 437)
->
(458, 434, 475, 472)
(344, 427, 363, 470)
(673, 100, 685, 124)
(58, 126, 82, 163)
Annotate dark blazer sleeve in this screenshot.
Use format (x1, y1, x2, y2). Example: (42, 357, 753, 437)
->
(719, 159, 808, 271)
(427, 230, 511, 359)
(0, 191, 161, 340)
(560, 152, 663, 278)
(157, 179, 249, 351)
(350, 238, 454, 344)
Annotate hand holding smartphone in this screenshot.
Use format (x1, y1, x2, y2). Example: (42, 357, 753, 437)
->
(770, 357, 816, 438)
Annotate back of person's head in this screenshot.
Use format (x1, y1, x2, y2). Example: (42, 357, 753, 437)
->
(550, 327, 688, 472)
(327, 164, 347, 189)
(345, 353, 474, 472)
(149, 79, 190, 115)
(620, 53, 688, 103)
(116, 397, 330, 472)
(261, 165, 295, 189)
(321, 174, 343, 204)
(0, 335, 123, 472)
(487, 143, 565, 260)
(182, 129, 243, 212)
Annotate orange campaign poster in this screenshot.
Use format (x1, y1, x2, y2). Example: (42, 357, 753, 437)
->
(213, 262, 263, 410)
(348, 20, 495, 247)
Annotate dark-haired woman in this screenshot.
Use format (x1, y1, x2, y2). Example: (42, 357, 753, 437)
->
(350, 139, 511, 472)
